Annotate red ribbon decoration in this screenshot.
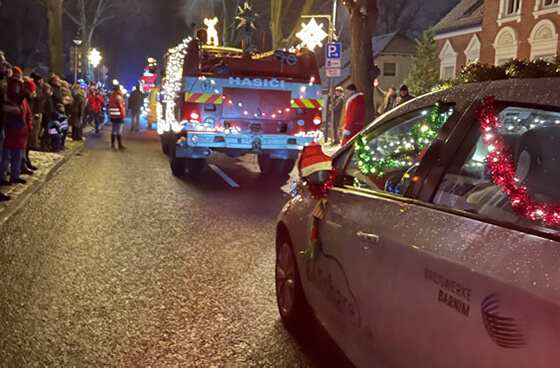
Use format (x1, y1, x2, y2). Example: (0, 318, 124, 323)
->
(478, 96, 560, 226)
(304, 168, 338, 201)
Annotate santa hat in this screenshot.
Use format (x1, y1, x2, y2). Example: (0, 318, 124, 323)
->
(298, 143, 332, 178)
(24, 80, 36, 93)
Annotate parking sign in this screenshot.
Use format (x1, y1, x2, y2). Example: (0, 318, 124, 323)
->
(326, 43, 341, 59)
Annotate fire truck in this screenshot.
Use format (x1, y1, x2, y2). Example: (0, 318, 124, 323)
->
(159, 39, 324, 176)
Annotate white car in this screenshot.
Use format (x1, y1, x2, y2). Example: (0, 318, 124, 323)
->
(275, 78, 560, 367)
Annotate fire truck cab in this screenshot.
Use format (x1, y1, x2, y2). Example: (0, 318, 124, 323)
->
(166, 39, 324, 176)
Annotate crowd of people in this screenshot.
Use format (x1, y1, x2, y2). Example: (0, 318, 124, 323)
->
(0, 50, 111, 202)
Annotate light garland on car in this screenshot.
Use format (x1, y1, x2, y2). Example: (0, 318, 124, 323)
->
(478, 96, 560, 226)
(354, 103, 451, 179)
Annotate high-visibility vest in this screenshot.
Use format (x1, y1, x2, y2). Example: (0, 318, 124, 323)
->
(109, 93, 125, 119)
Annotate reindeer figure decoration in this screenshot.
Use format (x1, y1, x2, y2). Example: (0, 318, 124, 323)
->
(204, 17, 219, 47)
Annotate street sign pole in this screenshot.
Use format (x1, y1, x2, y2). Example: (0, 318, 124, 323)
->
(325, 0, 337, 144)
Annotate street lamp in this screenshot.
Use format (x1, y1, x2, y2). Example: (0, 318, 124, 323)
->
(72, 30, 82, 83)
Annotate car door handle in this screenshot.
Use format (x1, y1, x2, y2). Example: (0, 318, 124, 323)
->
(357, 231, 381, 244)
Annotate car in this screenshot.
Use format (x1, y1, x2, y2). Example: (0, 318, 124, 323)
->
(275, 77, 560, 368)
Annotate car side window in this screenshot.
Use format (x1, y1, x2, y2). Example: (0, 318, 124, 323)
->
(341, 104, 455, 195)
(433, 105, 560, 233)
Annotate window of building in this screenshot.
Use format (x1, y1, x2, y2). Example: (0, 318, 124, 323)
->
(506, 0, 521, 14)
(498, 0, 522, 24)
(493, 27, 519, 65)
(439, 40, 457, 80)
(383, 62, 396, 77)
(465, 35, 481, 65)
(533, 0, 560, 18)
(529, 19, 559, 61)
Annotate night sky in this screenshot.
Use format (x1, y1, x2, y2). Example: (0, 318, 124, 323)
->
(0, 0, 460, 89)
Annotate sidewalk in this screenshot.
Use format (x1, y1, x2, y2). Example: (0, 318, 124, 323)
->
(0, 126, 97, 225)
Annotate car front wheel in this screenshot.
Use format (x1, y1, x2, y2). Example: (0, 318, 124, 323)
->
(275, 236, 311, 332)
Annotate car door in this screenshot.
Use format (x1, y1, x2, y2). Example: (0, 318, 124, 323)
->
(374, 97, 560, 367)
(305, 103, 459, 367)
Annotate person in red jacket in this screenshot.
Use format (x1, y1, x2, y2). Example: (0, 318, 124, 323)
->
(87, 88, 105, 133)
(341, 84, 366, 145)
(0, 71, 33, 186)
(108, 84, 126, 149)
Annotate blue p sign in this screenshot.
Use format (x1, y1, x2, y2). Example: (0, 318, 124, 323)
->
(326, 43, 341, 59)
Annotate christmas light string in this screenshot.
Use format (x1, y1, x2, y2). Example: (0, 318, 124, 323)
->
(478, 96, 560, 226)
(354, 103, 451, 179)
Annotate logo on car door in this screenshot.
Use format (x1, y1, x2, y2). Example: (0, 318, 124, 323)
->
(481, 293, 527, 349)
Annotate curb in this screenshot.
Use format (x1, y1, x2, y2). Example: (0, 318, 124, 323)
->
(0, 125, 104, 227)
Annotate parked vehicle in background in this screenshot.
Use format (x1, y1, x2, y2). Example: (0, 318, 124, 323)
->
(275, 77, 560, 367)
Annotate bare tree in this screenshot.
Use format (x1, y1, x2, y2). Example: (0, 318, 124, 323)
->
(342, 0, 378, 123)
(46, 0, 64, 76)
(63, 0, 146, 81)
(270, 0, 314, 50)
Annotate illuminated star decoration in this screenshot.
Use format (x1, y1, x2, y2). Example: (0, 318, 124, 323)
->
(296, 18, 328, 51)
(88, 48, 102, 68)
(235, 1, 259, 33)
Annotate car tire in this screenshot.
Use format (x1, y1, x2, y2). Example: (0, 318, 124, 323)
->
(275, 158, 296, 176)
(187, 158, 206, 175)
(275, 234, 312, 333)
(258, 154, 275, 174)
(170, 141, 187, 177)
(161, 132, 170, 155)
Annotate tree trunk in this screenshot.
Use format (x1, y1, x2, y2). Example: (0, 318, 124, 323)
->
(46, 0, 64, 76)
(347, 1, 377, 123)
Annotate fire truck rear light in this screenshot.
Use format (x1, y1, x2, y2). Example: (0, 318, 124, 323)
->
(190, 112, 200, 121)
(313, 117, 322, 125)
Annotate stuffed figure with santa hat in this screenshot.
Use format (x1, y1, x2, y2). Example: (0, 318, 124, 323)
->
(297, 143, 337, 259)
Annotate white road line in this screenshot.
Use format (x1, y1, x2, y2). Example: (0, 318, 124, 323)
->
(208, 164, 240, 188)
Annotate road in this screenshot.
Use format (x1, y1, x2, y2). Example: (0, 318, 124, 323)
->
(0, 125, 349, 366)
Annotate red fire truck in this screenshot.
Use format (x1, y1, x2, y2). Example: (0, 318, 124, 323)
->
(162, 39, 324, 176)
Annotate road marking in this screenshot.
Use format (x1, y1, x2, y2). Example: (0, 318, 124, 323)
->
(208, 164, 240, 188)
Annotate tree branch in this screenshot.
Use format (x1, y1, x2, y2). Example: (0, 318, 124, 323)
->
(63, 7, 81, 26)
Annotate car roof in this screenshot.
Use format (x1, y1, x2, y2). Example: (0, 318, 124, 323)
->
(367, 77, 560, 133)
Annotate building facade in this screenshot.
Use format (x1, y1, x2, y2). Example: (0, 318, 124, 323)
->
(435, 0, 560, 79)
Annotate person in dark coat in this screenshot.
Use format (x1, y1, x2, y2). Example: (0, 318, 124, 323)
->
(40, 83, 54, 151)
(331, 86, 345, 144)
(0, 67, 33, 186)
(128, 85, 144, 131)
(29, 72, 45, 151)
(21, 80, 38, 174)
(394, 84, 415, 107)
(0, 51, 11, 200)
(70, 83, 86, 140)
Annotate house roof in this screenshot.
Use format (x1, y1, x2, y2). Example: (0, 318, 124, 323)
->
(319, 32, 416, 87)
(433, 0, 484, 35)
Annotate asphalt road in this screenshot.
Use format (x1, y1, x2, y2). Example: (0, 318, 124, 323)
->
(0, 124, 349, 366)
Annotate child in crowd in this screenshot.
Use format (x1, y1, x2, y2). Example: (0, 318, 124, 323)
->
(55, 103, 69, 149)
(47, 110, 62, 152)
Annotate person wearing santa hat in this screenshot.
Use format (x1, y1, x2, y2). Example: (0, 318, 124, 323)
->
(0, 74, 33, 186)
(341, 84, 366, 145)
